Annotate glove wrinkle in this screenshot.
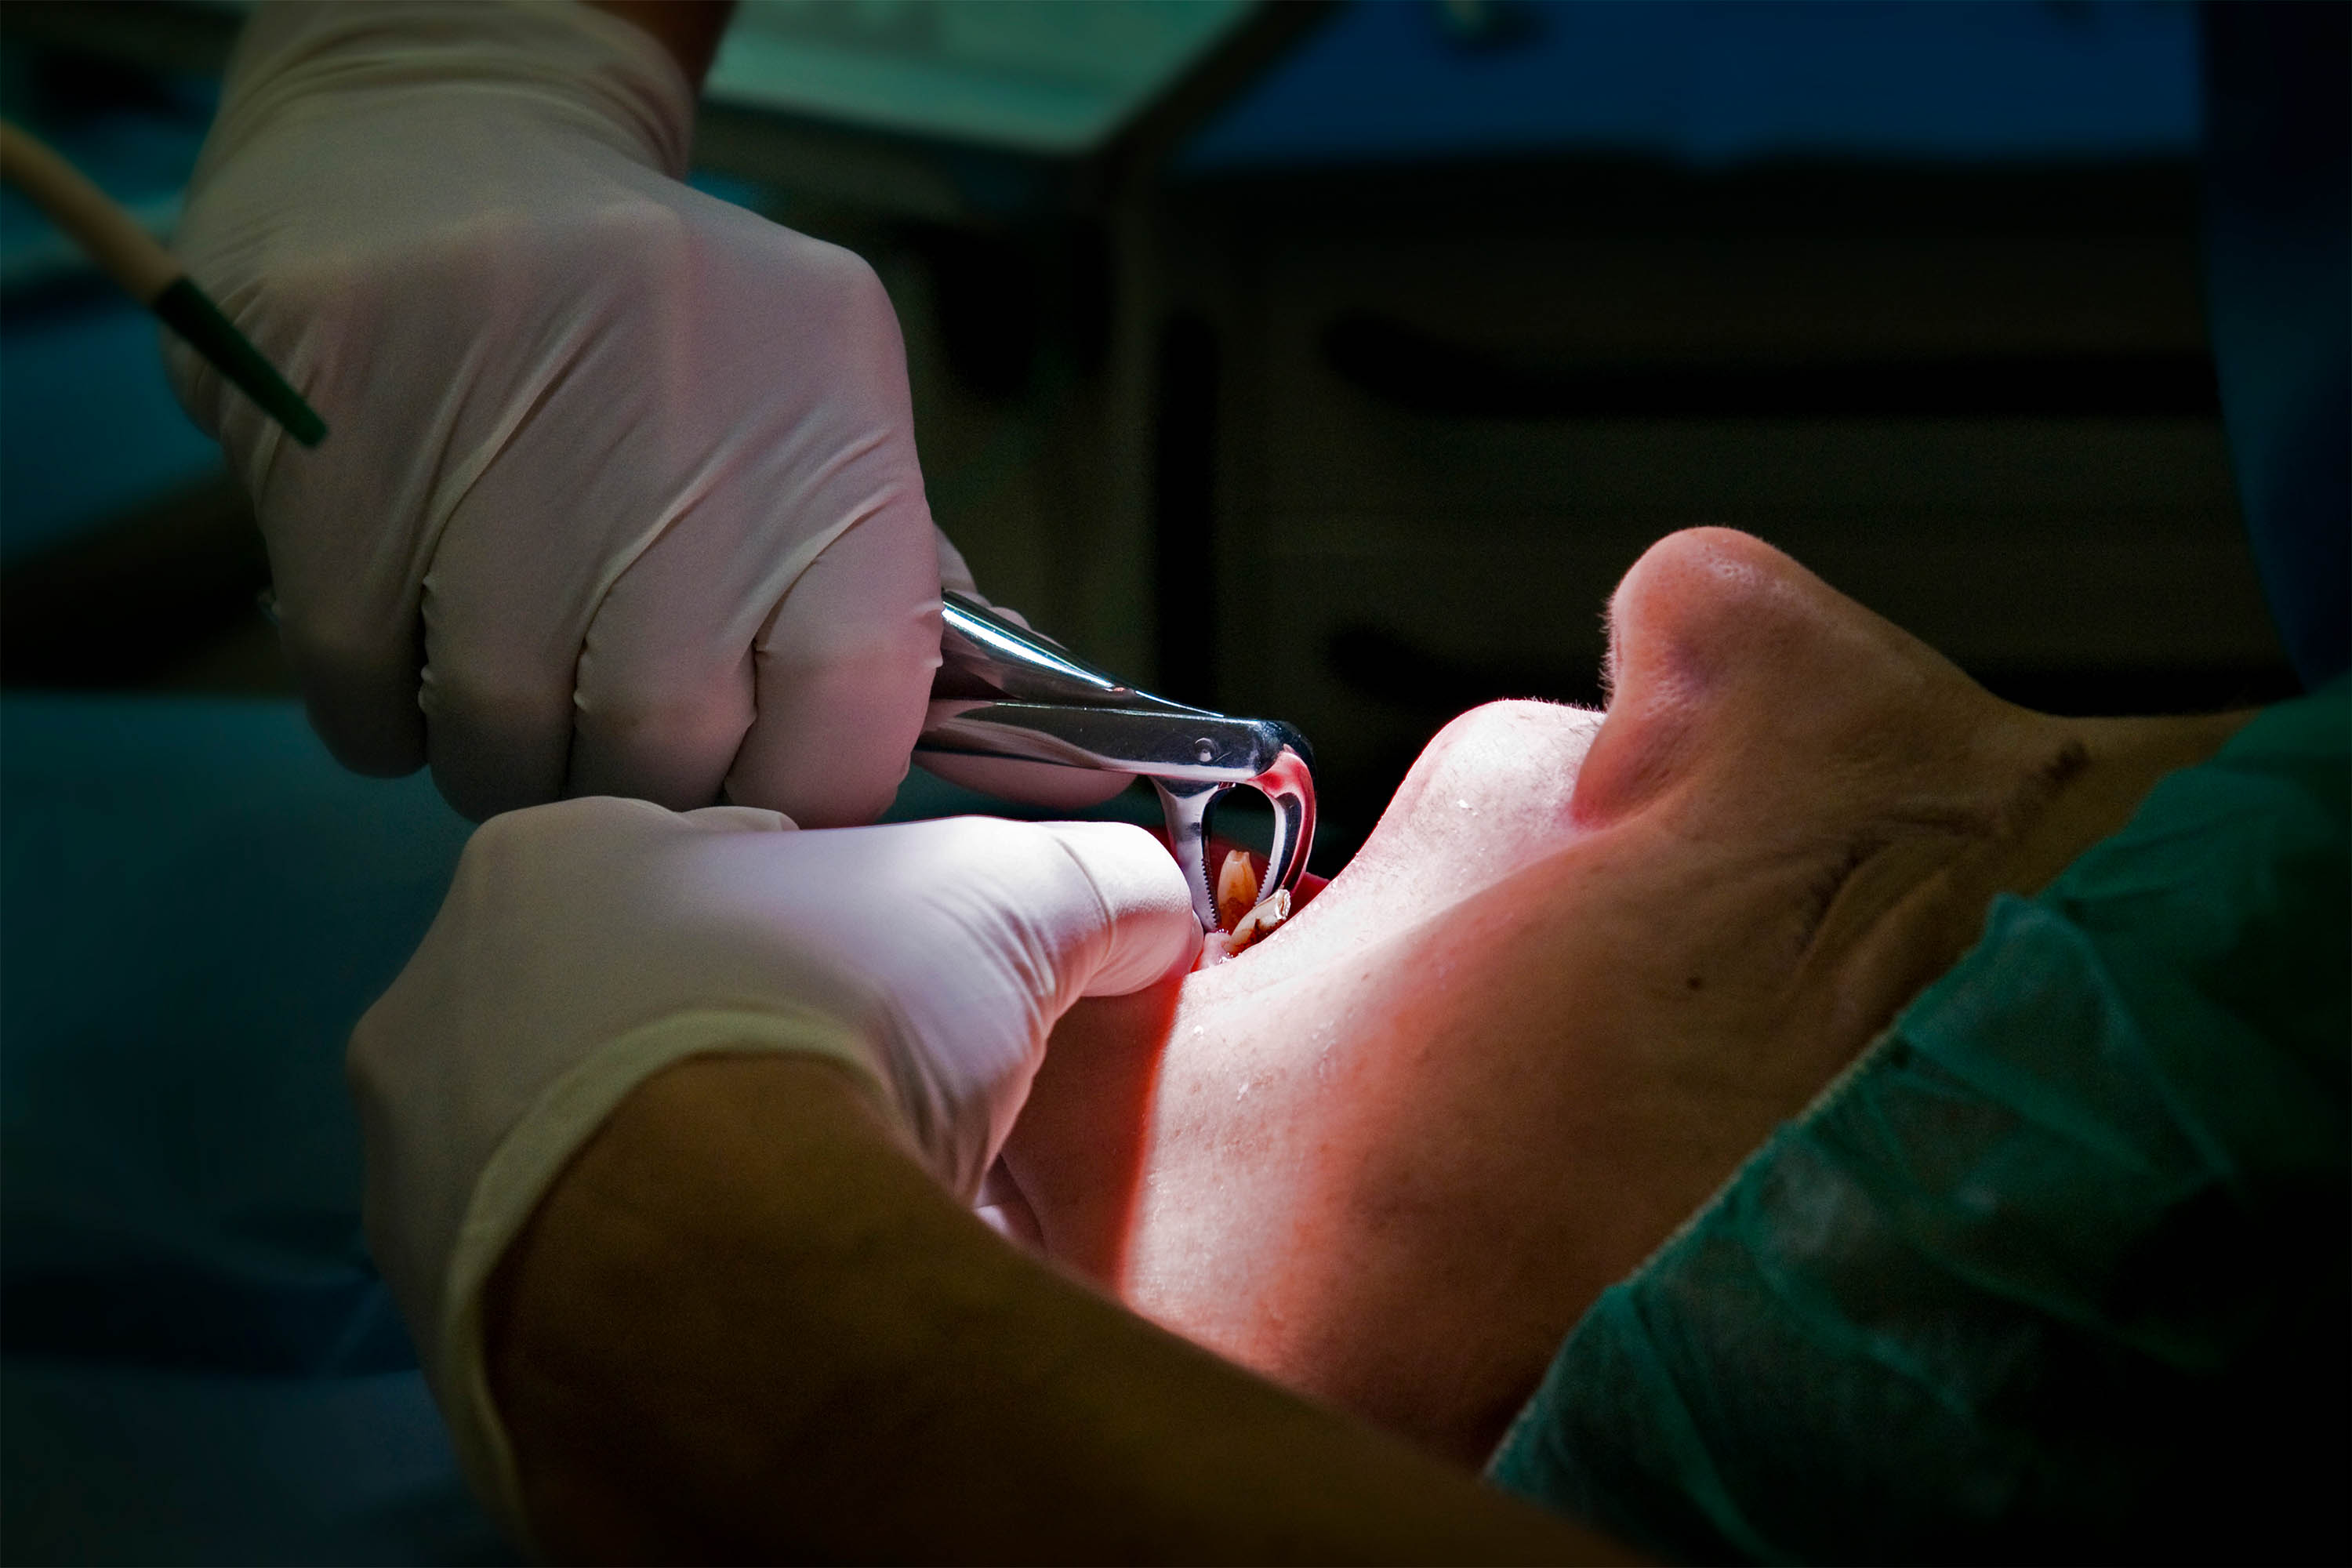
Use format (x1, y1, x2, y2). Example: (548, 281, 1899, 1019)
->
(168, 0, 1102, 819)
(727, 509, 939, 826)
(169, 2, 989, 820)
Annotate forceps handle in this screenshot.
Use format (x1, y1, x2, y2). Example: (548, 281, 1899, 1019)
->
(934, 592, 1183, 710)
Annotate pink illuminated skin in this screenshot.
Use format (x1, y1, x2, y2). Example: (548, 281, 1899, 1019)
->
(991, 527, 2255, 1465)
(473, 525, 2253, 1560)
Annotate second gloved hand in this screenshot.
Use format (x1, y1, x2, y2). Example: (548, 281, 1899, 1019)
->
(168, 2, 951, 825)
(348, 800, 1200, 1529)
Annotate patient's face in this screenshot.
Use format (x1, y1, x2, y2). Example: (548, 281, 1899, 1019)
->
(996, 528, 2247, 1465)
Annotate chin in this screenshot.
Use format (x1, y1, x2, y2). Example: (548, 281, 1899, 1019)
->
(1369, 701, 1603, 854)
(1210, 702, 1603, 979)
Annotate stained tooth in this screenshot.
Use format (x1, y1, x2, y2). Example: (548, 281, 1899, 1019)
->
(1215, 848, 1260, 931)
(1225, 887, 1292, 954)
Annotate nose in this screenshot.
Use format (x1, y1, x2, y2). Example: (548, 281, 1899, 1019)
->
(1568, 528, 1970, 827)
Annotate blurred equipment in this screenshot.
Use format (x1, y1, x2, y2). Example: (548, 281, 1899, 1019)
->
(4, 1, 2305, 866)
(2201, 0, 2350, 688)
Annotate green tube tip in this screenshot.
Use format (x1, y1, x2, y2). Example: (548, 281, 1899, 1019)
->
(151, 277, 327, 448)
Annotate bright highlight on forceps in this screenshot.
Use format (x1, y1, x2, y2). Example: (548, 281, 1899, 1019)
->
(916, 592, 1317, 933)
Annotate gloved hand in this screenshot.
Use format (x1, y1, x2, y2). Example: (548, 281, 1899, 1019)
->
(348, 798, 1199, 1526)
(167, 1, 956, 825)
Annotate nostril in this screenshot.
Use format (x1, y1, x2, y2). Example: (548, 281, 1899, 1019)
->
(1566, 699, 1690, 828)
(1577, 530, 1804, 825)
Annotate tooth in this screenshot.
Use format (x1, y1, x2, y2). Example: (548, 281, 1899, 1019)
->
(1215, 848, 1260, 931)
(1225, 887, 1292, 955)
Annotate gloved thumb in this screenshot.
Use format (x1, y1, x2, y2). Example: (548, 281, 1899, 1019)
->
(935, 527, 982, 601)
(844, 817, 1198, 1196)
(1030, 820, 1203, 997)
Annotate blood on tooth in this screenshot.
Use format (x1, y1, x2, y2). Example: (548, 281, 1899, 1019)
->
(1224, 887, 1291, 955)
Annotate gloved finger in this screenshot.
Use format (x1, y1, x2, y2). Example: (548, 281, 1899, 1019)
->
(170, 226, 437, 782)
(678, 804, 797, 833)
(563, 501, 771, 813)
(724, 507, 941, 828)
(935, 526, 980, 599)
(811, 815, 1198, 1192)
(932, 532, 1029, 631)
(1029, 820, 1203, 996)
(420, 658, 576, 822)
(276, 601, 430, 780)
(254, 466, 432, 782)
(416, 555, 582, 825)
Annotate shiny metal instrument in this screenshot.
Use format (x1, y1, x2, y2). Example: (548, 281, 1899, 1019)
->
(916, 592, 1316, 931)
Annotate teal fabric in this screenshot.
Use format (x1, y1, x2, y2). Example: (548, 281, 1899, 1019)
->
(0, 696, 502, 1565)
(1489, 681, 2350, 1563)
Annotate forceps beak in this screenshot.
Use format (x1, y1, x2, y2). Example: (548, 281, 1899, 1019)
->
(1150, 740, 1316, 931)
(916, 593, 1319, 932)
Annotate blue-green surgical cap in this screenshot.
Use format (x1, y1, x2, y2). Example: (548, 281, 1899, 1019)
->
(1489, 681, 2350, 1563)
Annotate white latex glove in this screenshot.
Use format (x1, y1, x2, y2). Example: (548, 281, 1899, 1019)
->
(348, 798, 1200, 1533)
(167, 1, 951, 826)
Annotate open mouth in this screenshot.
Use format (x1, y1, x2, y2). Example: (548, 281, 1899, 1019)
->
(1192, 840, 1330, 967)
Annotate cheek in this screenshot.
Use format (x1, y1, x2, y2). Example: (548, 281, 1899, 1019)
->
(1316, 869, 1639, 1172)
(1320, 855, 1798, 1276)
(1342, 840, 1806, 1157)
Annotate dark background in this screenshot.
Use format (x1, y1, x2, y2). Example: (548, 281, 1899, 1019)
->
(2, 0, 2297, 868)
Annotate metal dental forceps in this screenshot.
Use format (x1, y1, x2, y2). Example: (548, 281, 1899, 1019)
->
(916, 592, 1316, 932)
